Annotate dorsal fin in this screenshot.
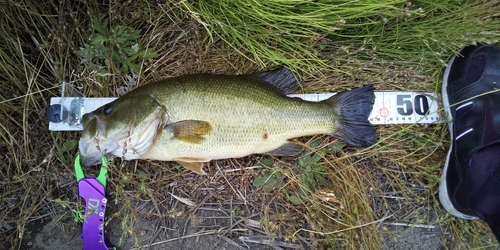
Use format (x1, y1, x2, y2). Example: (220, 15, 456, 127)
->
(251, 67, 300, 95)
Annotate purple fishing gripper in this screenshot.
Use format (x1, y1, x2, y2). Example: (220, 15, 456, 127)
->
(74, 154, 115, 250)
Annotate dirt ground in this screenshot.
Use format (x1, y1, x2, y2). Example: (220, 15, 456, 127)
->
(3, 146, 498, 250)
(7, 178, 491, 250)
(16, 211, 446, 250)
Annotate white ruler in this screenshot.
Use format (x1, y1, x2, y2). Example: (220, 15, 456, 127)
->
(48, 92, 441, 131)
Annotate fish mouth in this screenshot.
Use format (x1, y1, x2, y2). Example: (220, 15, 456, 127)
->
(79, 137, 105, 166)
(78, 109, 163, 166)
(79, 114, 104, 166)
(78, 128, 122, 167)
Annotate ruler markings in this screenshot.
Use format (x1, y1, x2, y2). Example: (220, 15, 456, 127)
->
(49, 92, 441, 131)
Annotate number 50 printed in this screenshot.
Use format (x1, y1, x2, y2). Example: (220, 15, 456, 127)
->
(396, 94, 430, 116)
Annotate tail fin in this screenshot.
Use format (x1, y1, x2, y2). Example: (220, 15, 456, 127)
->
(324, 85, 376, 147)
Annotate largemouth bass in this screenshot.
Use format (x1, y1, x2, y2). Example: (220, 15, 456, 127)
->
(79, 67, 376, 174)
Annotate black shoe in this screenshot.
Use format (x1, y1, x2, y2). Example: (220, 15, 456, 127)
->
(439, 44, 500, 220)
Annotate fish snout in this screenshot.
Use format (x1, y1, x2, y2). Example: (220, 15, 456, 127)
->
(81, 113, 102, 140)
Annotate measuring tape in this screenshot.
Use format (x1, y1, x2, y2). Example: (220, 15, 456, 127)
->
(47, 92, 440, 131)
(289, 91, 440, 125)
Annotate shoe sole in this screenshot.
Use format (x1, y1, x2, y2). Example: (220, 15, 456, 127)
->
(439, 48, 478, 220)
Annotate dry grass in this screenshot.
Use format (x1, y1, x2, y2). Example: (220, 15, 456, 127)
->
(1, 0, 500, 249)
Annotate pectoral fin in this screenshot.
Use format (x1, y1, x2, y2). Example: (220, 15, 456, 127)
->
(263, 143, 304, 156)
(165, 120, 212, 144)
(175, 161, 207, 175)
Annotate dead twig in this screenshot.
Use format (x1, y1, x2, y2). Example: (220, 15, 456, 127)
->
(218, 235, 247, 250)
(238, 236, 302, 249)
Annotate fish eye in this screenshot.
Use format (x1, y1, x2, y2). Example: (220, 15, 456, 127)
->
(102, 104, 112, 115)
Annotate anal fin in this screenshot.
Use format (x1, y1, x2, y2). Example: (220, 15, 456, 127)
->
(176, 161, 207, 175)
(263, 143, 304, 156)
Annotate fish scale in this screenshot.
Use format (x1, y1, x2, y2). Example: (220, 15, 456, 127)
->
(143, 75, 335, 161)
